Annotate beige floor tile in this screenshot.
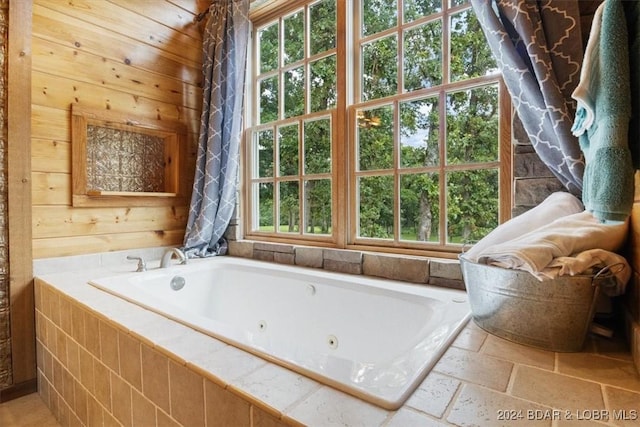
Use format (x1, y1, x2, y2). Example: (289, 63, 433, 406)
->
(406, 372, 461, 418)
(233, 363, 320, 412)
(557, 352, 640, 392)
(433, 346, 514, 392)
(130, 314, 193, 347)
(556, 418, 614, 427)
(0, 393, 60, 427)
(481, 335, 555, 371)
(286, 386, 389, 427)
(604, 386, 640, 427)
(154, 327, 227, 365)
(511, 365, 605, 412)
(451, 326, 488, 352)
(447, 383, 552, 427)
(190, 345, 267, 382)
(386, 407, 449, 426)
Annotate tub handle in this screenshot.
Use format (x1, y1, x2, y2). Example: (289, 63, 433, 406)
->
(126, 255, 147, 272)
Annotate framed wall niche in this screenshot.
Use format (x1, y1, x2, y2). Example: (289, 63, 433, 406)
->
(71, 105, 188, 207)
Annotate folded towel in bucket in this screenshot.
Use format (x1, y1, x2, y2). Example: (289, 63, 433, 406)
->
(475, 211, 628, 279)
(464, 192, 583, 262)
(542, 249, 630, 296)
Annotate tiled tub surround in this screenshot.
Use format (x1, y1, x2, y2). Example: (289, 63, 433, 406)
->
(34, 249, 640, 427)
(88, 257, 471, 410)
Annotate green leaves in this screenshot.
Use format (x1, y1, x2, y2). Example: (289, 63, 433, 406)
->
(251, 0, 503, 246)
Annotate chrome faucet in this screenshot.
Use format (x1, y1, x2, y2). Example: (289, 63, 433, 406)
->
(160, 248, 187, 268)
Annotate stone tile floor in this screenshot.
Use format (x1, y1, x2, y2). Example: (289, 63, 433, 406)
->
(385, 320, 640, 427)
(0, 393, 60, 427)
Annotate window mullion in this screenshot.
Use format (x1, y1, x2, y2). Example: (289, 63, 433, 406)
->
(336, 0, 348, 247)
(443, 2, 451, 86)
(438, 89, 447, 246)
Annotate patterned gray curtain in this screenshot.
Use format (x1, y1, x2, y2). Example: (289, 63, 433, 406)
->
(183, 0, 250, 257)
(471, 0, 584, 196)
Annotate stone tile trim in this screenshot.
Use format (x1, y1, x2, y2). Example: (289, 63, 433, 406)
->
(34, 279, 297, 427)
(228, 240, 465, 290)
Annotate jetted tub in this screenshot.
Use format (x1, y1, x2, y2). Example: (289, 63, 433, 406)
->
(89, 256, 470, 409)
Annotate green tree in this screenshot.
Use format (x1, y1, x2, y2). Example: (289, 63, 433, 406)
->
(255, 0, 500, 244)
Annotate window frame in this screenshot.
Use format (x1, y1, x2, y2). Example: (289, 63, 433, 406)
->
(245, 0, 511, 256)
(71, 104, 188, 208)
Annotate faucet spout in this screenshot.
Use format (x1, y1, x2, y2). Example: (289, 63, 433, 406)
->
(160, 248, 187, 268)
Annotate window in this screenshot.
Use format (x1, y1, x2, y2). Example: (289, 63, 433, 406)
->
(246, 0, 510, 254)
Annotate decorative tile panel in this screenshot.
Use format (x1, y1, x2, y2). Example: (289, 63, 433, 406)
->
(86, 125, 165, 193)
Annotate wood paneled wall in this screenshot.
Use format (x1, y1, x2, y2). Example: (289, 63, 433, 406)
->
(31, 0, 206, 259)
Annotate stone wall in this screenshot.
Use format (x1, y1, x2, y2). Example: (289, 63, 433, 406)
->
(228, 239, 464, 290)
(511, 114, 565, 217)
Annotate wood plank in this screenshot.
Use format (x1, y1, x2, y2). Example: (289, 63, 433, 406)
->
(32, 71, 201, 128)
(31, 106, 198, 153)
(32, 205, 189, 239)
(31, 172, 193, 207)
(31, 105, 69, 141)
(35, 0, 202, 64)
(31, 138, 70, 174)
(8, 0, 36, 385)
(32, 4, 201, 81)
(72, 194, 189, 208)
(106, 0, 203, 41)
(32, 37, 201, 110)
(73, 104, 189, 133)
(85, 190, 178, 198)
(71, 109, 87, 199)
(168, 0, 207, 16)
(32, 230, 186, 259)
(499, 80, 512, 223)
(32, 172, 72, 206)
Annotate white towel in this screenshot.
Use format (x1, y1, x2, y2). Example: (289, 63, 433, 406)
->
(541, 249, 630, 296)
(464, 192, 584, 262)
(475, 211, 628, 279)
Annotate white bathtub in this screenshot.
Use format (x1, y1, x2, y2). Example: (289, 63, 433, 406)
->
(89, 256, 470, 409)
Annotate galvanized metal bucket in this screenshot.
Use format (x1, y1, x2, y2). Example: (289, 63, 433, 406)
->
(459, 255, 619, 352)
